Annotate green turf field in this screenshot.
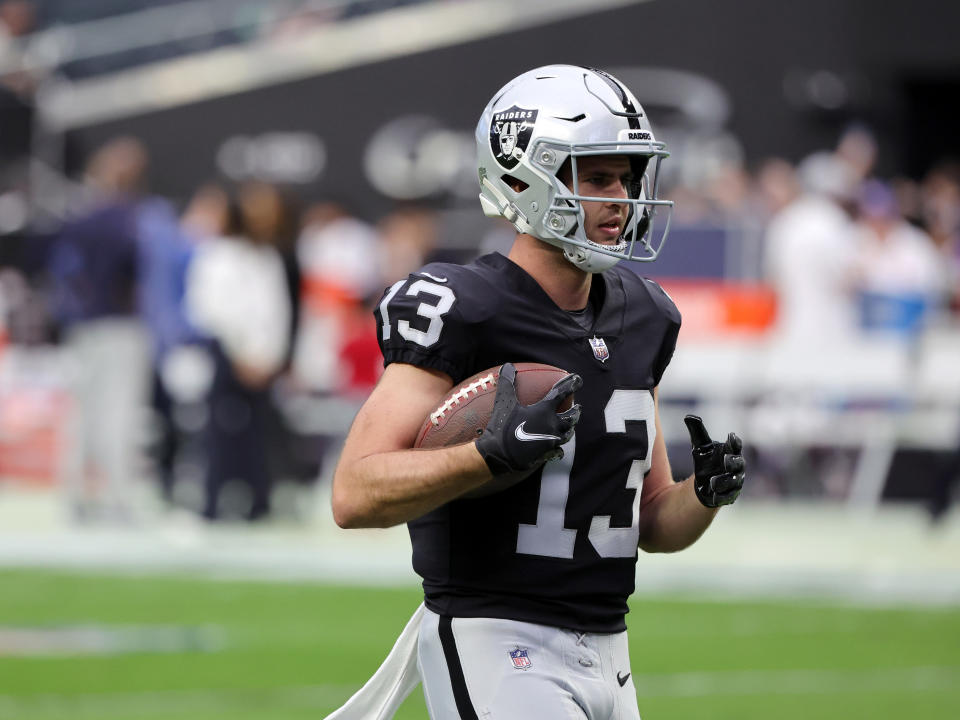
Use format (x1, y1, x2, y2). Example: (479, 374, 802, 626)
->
(0, 570, 958, 719)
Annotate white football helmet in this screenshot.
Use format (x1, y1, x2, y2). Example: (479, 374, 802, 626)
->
(476, 65, 673, 272)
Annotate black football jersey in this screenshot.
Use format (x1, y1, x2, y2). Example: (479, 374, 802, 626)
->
(375, 252, 680, 632)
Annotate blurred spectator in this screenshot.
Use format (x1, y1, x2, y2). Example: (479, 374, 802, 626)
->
(852, 179, 946, 335)
(920, 165, 960, 315)
(0, 1, 36, 91)
(478, 216, 519, 257)
(703, 162, 753, 219)
(336, 301, 382, 395)
(764, 151, 860, 347)
(0, 268, 7, 352)
(238, 181, 302, 372)
(295, 201, 381, 393)
(664, 184, 712, 225)
(137, 194, 210, 369)
(835, 124, 878, 183)
(378, 205, 438, 285)
(891, 176, 924, 228)
(920, 169, 960, 518)
(0, 0, 37, 197)
(185, 183, 292, 521)
(239, 181, 311, 489)
(181, 182, 235, 239)
(47, 136, 152, 522)
(0, 263, 44, 343)
(299, 202, 382, 304)
(930, 441, 960, 523)
(134, 184, 233, 504)
(0, 0, 32, 43)
(754, 158, 800, 218)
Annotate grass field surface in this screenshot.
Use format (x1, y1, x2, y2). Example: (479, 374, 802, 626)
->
(0, 570, 958, 719)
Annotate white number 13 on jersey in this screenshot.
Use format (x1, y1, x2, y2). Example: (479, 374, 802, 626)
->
(517, 389, 656, 559)
(380, 279, 455, 348)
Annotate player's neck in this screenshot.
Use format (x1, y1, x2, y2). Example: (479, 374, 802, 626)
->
(507, 234, 592, 311)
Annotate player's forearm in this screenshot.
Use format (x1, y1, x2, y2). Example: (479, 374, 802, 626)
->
(637, 474, 718, 553)
(332, 442, 491, 529)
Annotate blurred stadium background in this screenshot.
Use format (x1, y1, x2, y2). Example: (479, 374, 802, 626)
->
(0, 0, 958, 718)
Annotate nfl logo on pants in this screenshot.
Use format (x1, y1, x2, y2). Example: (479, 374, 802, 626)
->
(510, 647, 532, 670)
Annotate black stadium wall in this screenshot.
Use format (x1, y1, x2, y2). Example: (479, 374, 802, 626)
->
(64, 0, 960, 217)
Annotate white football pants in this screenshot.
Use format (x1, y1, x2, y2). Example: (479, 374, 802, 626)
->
(418, 608, 642, 720)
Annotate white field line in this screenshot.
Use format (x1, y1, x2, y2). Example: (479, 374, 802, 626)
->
(626, 607, 956, 638)
(0, 684, 357, 719)
(1, 666, 958, 718)
(632, 665, 960, 698)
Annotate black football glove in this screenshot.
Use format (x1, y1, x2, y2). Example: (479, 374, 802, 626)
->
(683, 415, 745, 508)
(475, 362, 582, 477)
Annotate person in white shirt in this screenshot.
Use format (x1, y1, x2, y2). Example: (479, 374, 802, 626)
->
(764, 152, 860, 348)
(185, 190, 292, 520)
(852, 179, 946, 333)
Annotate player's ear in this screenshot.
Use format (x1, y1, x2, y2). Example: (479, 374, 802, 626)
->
(503, 175, 529, 193)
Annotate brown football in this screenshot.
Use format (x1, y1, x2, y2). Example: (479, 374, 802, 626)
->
(415, 362, 573, 497)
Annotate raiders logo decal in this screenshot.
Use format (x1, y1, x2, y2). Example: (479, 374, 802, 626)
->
(490, 105, 538, 170)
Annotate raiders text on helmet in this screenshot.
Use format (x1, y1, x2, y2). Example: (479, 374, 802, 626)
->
(476, 65, 673, 272)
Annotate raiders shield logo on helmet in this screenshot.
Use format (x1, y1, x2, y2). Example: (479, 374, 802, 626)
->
(490, 105, 538, 170)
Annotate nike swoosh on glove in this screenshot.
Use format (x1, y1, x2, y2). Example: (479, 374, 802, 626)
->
(475, 362, 582, 477)
(683, 414, 746, 508)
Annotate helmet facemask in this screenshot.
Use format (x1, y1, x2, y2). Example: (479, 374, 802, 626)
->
(476, 65, 674, 272)
(531, 141, 673, 272)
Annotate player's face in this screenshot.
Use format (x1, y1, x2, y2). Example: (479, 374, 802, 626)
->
(565, 155, 633, 245)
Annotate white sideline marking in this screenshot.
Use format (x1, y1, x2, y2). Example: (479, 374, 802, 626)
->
(1, 666, 957, 718)
(0, 685, 357, 719)
(632, 665, 960, 697)
(629, 608, 952, 639)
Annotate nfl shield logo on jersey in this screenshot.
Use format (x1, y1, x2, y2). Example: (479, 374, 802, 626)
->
(589, 336, 610, 363)
(509, 647, 532, 670)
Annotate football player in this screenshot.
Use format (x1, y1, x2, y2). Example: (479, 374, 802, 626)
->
(331, 65, 745, 720)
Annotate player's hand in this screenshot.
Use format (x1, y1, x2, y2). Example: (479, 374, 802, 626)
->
(475, 363, 582, 477)
(683, 415, 745, 508)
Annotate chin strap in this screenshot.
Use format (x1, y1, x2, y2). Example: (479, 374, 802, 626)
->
(562, 242, 624, 273)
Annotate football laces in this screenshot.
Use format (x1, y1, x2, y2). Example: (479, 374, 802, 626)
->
(429, 373, 496, 427)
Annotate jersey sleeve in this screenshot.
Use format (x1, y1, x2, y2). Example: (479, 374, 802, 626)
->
(373, 266, 477, 382)
(644, 278, 682, 386)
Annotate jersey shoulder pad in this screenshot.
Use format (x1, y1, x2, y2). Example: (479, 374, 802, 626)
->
(644, 277, 681, 325)
(643, 277, 681, 386)
(416, 260, 507, 321)
(615, 269, 681, 327)
(612, 269, 681, 386)
(374, 262, 497, 381)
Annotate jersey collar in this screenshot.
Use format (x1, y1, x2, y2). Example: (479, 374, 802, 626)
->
(479, 253, 627, 344)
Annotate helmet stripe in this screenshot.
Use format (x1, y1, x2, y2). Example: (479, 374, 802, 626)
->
(581, 67, 642, 130)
